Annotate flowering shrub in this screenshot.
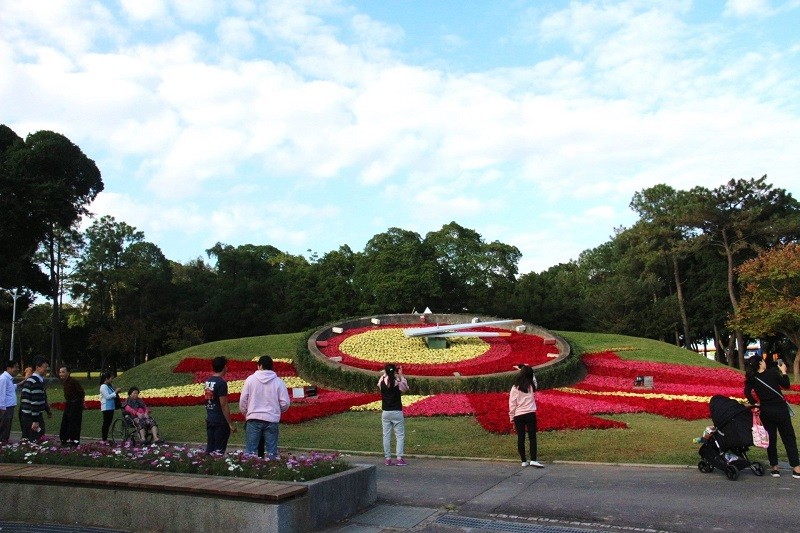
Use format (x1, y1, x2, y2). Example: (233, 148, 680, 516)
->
(0, 439, 349, 482)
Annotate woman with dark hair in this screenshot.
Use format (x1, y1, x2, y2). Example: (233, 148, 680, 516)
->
(744, 356, 800, 478)
(509, 364, 544, 468)
(124, 387, 163, 444)
(379, 363, 409, 466)
(99, 372, 119, 444)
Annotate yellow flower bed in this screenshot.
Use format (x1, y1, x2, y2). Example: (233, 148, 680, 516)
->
(557, 387, 710, 403)
(350, 395, 432, 411)
(84, 376, 310, 402)
(339, 328, 489, 364)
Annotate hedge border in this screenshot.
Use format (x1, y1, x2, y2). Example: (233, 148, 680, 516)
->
(295, 314, 581, 394)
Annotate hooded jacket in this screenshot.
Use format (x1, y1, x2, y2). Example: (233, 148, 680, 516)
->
(239, 370, 290, 423)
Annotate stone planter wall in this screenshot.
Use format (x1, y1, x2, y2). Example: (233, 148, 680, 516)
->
(0, 462, 376, 532)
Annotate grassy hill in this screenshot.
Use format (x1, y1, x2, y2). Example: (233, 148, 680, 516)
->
(47, 330, 793, 465)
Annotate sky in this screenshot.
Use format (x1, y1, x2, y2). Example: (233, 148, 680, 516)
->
(2, 0, 799, 275)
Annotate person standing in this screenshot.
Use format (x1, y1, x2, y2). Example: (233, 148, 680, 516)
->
(0, 360, 20, 443)
(239, 355, 290, 458)
(99, 372, 120, 443)
(509, 364, 544, 468)
(204, 356, 236, 453)
(744, 356, 800, 478)
(19, 357, 52, 441)
(379, 363, 409, 466)
(58, 366, 85, 446)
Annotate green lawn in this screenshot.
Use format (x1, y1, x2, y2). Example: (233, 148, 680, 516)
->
(41, 330, 796, 466)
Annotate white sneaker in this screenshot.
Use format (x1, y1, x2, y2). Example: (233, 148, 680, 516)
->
(521, 461, 528, 467)
(529, 460, 545, 468)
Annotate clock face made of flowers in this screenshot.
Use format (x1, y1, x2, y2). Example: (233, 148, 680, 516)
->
(314, 316, 563, 377)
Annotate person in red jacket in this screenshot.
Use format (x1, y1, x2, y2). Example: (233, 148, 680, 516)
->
(509, 364, 544, 468)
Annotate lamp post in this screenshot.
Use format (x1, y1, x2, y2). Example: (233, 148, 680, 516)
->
(9, 288, 19, 361)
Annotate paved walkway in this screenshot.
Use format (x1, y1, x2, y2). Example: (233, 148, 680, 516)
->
(321, 455, 799, 533)
(4, 435, 798, 532)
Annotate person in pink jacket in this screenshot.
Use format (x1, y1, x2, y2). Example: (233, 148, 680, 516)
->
(509, 364, 544, 468)
(239, 355, 290, 458)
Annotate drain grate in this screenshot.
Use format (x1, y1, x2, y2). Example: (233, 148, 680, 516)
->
(0, 522, 126, 533)
(435, 514, 603, 533)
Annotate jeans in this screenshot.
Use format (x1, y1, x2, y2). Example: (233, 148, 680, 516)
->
(245, 420, 279, 458)
(382, 410, 405, 458)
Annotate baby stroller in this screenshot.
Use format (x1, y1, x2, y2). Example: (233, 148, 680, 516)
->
(697, 395, 765, 481)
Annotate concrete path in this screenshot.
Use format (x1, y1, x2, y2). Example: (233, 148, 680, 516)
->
(322, 456, 799, 533)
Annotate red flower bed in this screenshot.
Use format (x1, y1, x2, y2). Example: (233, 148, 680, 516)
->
(173, 357, 294, 375)
(403, 394, 474, 417)
(230, 391, 380, 424)
(465, 393, 627, 433)
(318, 324, 558, 376)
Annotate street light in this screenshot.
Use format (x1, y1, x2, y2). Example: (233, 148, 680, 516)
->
(8, 288, 20, 361)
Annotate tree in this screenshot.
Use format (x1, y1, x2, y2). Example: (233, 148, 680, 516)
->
(630, 185, 698, 348)
(355, 228, 441, 314)
(687, 176, 800, 367)
(732, 243, 800, 377)
(72, 216, 143, 369)
(0, 126, 103, 363)
(424, 222, 521, 313)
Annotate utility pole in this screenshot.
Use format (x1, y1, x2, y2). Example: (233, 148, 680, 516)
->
(9, 288, 20, 361)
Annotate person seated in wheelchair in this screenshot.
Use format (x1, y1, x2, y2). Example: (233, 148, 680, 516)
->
(123, 387, 164, 444)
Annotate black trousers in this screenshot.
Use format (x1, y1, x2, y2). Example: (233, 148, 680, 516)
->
(206, 421, 231, 454)
(60, 402, 84, 444)
(20, 414, 44, 441)
(101, 409, 114, 441)
(761, 403, 799, 467)
(513, 411, 538, 462)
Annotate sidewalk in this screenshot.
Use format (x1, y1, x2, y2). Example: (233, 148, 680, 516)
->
(322, 455, 799, 533)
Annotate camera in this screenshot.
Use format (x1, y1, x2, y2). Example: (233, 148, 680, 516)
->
(776, 358, 784, 366)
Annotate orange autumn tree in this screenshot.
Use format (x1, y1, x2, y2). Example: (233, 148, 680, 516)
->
(732, 243, 800, 377)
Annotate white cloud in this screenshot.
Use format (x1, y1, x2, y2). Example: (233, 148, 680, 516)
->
(3, 0, 799, 274)
(724, 0, 773, 18)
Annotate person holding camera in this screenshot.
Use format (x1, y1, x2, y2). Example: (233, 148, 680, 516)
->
(744, 356, 800, 478)
(99, 372, 121, 443)
(379, 363, 408, 466)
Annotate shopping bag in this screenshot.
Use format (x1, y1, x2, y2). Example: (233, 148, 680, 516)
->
(752, 410, 769, 449)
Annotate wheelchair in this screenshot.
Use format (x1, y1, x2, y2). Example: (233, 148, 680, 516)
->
(110, 412, 155, 446)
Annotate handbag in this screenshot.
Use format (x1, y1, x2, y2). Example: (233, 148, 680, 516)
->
(107, 384, 122, 410)
(751, 410, 769, 449)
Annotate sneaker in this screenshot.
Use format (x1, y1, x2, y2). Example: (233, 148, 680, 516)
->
(792, 471, 800, 479)
(395, 458, 408, 466)
(521, 461, 529, 467)
(529, 460, 545, 468)
(771, 470, 781, 478)
(384, 459, 393, 466)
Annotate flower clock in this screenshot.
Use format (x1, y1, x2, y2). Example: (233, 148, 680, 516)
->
(318, 324, 559, 376)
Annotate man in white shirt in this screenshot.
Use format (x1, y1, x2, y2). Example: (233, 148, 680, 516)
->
(0, 360, 20, 443)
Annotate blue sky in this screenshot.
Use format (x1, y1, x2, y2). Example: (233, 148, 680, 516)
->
(2, 0, 799, 274)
